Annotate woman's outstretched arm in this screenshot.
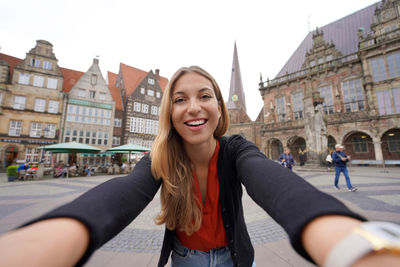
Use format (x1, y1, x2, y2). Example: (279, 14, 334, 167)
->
(302, 215, 400, 267)
(0, 218, 89, 267)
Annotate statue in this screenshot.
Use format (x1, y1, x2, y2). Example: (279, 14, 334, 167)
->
(304, 103, 328, 167)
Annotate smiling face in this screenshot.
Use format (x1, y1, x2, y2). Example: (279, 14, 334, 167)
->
(171, 72, 221, 149)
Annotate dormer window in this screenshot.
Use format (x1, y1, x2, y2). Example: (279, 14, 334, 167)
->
(148, 78, 155, 85)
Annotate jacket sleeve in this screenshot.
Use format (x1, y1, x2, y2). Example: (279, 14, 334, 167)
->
(21, 154, 162, 266)
(332, 152, 341, 164)
(228, 135, 365, 262)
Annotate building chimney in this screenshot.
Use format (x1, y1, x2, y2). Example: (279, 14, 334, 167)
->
(93, 58, 99, 65)
(155, 69, 160, 79)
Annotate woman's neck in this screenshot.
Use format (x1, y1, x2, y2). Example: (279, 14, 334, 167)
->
(184, 138, 217, 167)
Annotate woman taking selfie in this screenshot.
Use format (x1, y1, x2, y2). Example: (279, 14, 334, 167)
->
(0, 66, 399, 267)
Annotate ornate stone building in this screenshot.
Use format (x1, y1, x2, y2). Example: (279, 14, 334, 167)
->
(258, 0, 400, 164)
(0, 40, 64, 168)
(61, 58, 115, 166)
(115, 63, 168, 149)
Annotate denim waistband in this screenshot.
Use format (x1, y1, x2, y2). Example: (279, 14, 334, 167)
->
(173, 237, 229, 255)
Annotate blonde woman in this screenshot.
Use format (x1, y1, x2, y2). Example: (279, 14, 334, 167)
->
(0, 66, 399, 267)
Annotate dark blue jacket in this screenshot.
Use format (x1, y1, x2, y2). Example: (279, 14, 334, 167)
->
(278, 153, 295, 168)
(332, 151, 349, 168)
(23, 135, 365, 267)
(17, 164, 29, 172)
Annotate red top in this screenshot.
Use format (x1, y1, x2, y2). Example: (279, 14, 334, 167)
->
(176, 140, 227, 251)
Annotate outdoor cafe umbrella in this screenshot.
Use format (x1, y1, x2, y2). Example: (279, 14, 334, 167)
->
(106, 143, 150, 163)
(41, 142, 102, 153)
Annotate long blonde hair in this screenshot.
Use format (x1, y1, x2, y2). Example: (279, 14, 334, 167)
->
(151, 66, 229, 235)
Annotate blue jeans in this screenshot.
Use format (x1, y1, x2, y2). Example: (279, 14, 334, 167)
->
(171, 238, 256, 267)
(334, 166, 353, 189)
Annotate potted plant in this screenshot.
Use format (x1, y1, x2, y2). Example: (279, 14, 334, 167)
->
(6, 165, 18, 182)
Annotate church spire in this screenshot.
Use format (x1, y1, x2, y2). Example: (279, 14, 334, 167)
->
(228, 42, 246, 112)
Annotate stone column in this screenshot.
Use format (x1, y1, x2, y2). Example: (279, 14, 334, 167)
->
(373, 141, 383, 162)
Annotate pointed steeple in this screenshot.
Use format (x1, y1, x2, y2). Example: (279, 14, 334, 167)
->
(227, 42, 246, 112)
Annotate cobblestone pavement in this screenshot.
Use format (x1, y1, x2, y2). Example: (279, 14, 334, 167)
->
(0, 166, 399, 267)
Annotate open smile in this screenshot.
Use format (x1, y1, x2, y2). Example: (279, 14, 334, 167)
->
(184, 119, 207, 126)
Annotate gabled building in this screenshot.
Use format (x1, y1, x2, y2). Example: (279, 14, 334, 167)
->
(225, 43, 263, 148)
(61, 58, 115, 166)
(115, 63, 168, 149)
(0, 40, 64, 168)
(259, 0, 400, 164)
(107, 71, 124, 147)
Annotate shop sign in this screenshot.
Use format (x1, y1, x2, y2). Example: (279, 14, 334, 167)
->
(0, 139, 56, 145)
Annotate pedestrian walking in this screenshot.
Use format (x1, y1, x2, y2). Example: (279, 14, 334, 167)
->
(0, 66, 399, 267)
(326, 153, 333, 170)
(332, 144, 357, 192)
(278, 148, 295, 171)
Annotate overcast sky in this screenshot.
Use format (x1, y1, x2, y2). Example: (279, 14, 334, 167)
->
(1, 0, 379, 120)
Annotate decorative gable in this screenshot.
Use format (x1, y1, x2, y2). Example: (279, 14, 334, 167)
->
(370, 0, 400, 35)
(302, 28, 342, 69)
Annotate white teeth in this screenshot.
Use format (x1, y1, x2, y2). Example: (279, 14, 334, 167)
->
(186, 120, 205, 126)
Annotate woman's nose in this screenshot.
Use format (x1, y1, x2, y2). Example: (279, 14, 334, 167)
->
(188, 99, 201, 113)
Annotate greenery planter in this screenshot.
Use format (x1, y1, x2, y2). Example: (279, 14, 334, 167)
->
(8, 176, 18, 182)
(6, 165, 18, 182)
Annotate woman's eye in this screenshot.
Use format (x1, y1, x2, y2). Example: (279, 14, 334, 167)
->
(173, 98, 184, 103)
(201, 94, 211, 99)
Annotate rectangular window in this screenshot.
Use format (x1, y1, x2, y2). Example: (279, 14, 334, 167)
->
(142, 104, 149, 113)
(388, 133, 400, 152)
(48, 100, 59, 113)
(33, 76, 44, 87)
(9, 121, 22, 136)
(376, 88, 400, 115)
(148, 89, 154, 96)
(91, 74, 97, 85)
(342, 79, 365, 112)
(318, 85, 334, 114)
(114, 118, 122, 127)
(141, 87, 145, 94)
(99, 92, 106, 100)
(89, 91, 96, 99)
(134, 102, 141, 112)
(112, 136, 120, 145)
(31, 58, 40, 67)
(151, 106, 158, 115)
(34, 98, 46, 112)
(47, 78, 58, 89)
(156, 92, 161, 98)
(292, 92, 304, 120)
(353, 136, 368, 153)
(276, 96, 285, 122)
(148, 78, 155, 85)
(0, 92, 3, 106)
(13, 96, 26, 110)
(387, 51, 400, 78)
(25, 148, 40, 163)
(78, 89, 86, 97)
(30, 122, 42, 138)
(369, 56, 386, 82)
(44, 124, 56, 138)
(18, 73, 30, 85)
(43, 61, 52, 70)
